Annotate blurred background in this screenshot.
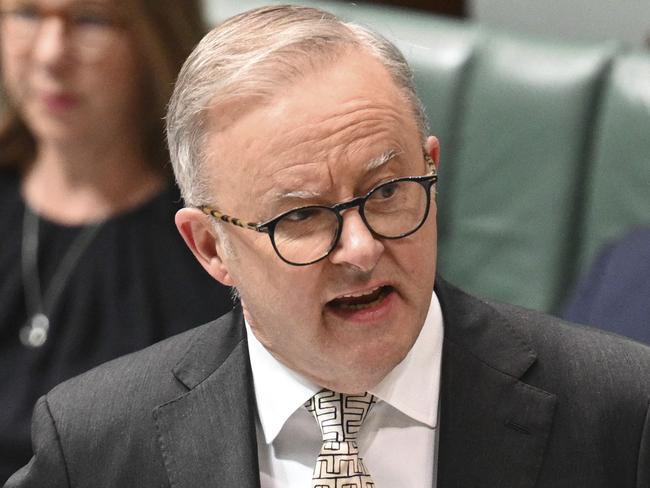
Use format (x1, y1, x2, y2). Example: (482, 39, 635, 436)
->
(204, 0, 650, 47)
(202, 0, 650, 335)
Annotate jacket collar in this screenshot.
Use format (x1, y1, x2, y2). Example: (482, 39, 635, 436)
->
(435, 278, 557, 488)
(154, 280, 557, 488)
(154, 307, 261, 488)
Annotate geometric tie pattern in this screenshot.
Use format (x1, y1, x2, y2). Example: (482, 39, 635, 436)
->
(305, 389, 377, 488)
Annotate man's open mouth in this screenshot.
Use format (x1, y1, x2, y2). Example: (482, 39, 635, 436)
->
(327, 286, 394, 311)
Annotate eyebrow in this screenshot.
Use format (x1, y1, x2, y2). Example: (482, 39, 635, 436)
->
(366, 148, 401, 171)
(280, 189, 322, 199)
(272, 149, 402, 201)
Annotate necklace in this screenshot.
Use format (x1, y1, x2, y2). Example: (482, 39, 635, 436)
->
(20, 206, 105, 348)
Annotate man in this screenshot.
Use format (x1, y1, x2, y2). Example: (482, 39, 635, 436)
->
(6, 5, 650, 488)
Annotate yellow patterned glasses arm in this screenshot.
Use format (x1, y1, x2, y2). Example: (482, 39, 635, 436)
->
(198, 206, 266, 233)
(423, 151, 436, 176)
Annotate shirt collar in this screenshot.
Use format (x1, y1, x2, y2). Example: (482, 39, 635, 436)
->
(369, 292, 443, 428)
(246, 322, 320, 444)
(246, 291, 444, 444)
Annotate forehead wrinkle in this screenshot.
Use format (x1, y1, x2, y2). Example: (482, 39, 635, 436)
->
(246, 97, 415, 208)
(277, 100, 408, 155)
(252, 160, 328, 209)
(263, 147, 402, 208)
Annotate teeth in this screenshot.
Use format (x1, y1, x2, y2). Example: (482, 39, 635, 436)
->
(329, 286, 391, 311)
(339, 287, 381, 299)
(341, 302, 375, 310)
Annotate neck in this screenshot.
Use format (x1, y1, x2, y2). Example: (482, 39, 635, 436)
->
(21, 138, 166, 225)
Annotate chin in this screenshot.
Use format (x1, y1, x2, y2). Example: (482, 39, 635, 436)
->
(340, 353, 406, 392)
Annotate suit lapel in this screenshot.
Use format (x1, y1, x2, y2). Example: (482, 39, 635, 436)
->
(154, 308, 260, 488)
(152, 281, 557, 487)
(435, 280, 557, 488)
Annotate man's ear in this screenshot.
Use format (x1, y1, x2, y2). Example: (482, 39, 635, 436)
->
(175, 207, 235, 286)
(425, 135, 441, 171)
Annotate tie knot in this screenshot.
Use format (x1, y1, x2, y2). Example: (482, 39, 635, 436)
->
(305, 389, 376, 442)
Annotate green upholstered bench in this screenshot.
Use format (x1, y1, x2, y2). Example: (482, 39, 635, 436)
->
(208, 0, 650, 313)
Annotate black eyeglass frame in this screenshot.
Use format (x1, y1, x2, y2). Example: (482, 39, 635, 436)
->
(199, 154, 438, 266)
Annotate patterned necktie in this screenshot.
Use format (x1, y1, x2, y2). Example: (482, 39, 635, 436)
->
(305, 389, 377, 488)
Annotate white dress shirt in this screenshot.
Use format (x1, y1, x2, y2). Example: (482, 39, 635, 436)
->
(246, 292, 444, 488)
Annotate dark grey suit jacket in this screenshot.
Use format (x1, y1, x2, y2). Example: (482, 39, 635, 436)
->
(5, 280, 650, 487)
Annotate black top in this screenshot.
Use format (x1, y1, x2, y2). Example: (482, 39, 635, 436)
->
(0, 169, 234, 482)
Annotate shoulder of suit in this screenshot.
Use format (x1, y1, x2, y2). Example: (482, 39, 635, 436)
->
(489, 298, 650, 354)
(439, 279, 650, 402)
(44, 310, 242, 419)
(487, 299, 650, 399)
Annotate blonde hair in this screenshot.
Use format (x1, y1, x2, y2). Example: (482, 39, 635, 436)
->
(167, 5, 429, 206)
(0, 0, 206, 170)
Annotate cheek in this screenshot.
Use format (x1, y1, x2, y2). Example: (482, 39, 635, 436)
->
(398, 222, 437, 290)
(1, 51, 27, 101)
(93, 67, 137, 106)
(402, 219, 437, 261)
(86, 41, 141, 105)
(417, 209, 438, 256)
(266, 266, 322, 307)
(230, 241, 320, 308)
(261, 271, 324, 330)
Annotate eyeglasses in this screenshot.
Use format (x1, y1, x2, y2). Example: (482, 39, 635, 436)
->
(0, 2, 125, 63)
(199, 154, 438, 266)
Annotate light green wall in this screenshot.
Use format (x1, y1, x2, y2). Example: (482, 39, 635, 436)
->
(204, 0, 650, 47)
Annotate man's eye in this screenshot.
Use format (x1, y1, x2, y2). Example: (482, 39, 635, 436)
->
(375, 182, 400, 199)
(283, 208, 318, 223)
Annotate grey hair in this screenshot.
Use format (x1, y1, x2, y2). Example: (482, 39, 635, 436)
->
(166, 4, 429, 207)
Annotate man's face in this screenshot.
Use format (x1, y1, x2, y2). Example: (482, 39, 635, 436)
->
(205, 51, 438, 393)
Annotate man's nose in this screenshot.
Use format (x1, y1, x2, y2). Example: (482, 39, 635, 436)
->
(31, 18, 69, 66)
(328, 209, 384, 272)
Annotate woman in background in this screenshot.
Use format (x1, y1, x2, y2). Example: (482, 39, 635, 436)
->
(0, 0, 232, 480)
